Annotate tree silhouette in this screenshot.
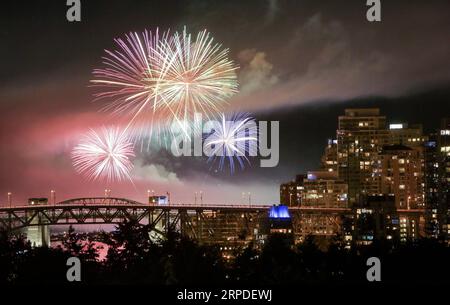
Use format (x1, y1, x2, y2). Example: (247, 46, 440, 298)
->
(2, 222, 450, 284)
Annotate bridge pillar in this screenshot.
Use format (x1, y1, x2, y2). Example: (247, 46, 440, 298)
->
(26, 222, 50, 247)
(25, 215, 50, 247)
(26, 198, 50, 247)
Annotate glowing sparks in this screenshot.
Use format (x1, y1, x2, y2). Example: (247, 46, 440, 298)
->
(150, 28, 238, 125)
(91, 28, 238, 139)
(71, 127, 135, 182)
(91, 29, 168, 138)
(204, 113, 258, 174)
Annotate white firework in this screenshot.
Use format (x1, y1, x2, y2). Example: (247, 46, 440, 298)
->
(150, 27, 239, 125)
(204, 113, 258, 173)
(91, 28, 238, 140)
(71, 127, 135, 182)
(91, 29, 170, 138)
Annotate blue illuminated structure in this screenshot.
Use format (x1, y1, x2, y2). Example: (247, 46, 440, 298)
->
(268, 204, 291, 219)
(425, 141, 437, 148)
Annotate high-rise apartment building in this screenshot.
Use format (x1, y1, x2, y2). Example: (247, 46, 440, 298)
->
(337, 108, 389, 205)
(379, 144, 425, 210)
(302, 171, 348, 208)
(437, 119, 450, 240)
(424, 133, 442, 238)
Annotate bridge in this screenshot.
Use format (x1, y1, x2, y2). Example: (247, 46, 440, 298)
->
(0, 197, 424, 247)
(0, 197, 354, 230)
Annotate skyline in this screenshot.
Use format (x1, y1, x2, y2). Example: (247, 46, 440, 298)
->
(2, 102, 449, 206)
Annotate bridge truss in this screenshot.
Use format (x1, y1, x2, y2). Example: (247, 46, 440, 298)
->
(0, 198, 271, 246)
(0, 197, 423, 245)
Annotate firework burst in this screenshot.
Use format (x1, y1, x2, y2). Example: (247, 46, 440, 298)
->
(71, 127, 135, 182)
(91, 28, 238, 140)
(204, 113, 258, 174)
(91, 29, 169, 138)
(150, 28, 238, 126)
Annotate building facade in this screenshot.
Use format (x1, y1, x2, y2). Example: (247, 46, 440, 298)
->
(337, 108, 389, 205)
(379, 144, 425, 210)
(279, 109, 447, 245)
(280, 174, 304, 206)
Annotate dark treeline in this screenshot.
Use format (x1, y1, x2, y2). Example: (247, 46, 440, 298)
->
(1, 221, 449, 284)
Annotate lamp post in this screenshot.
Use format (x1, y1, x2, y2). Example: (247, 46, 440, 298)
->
(51, 190, 56, 205)
(200, 191, 203, 206)
(194, 192, 197, 205)
(7, 192, 12, 208)
(104, 189, 111, 198)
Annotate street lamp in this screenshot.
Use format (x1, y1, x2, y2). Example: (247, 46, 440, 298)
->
(104, 189, 111, 197)
(51, 190, 56, 205)
(7, 192, 12, 208)
(194, 192, 197, 205)
(200, 191, 203, 205)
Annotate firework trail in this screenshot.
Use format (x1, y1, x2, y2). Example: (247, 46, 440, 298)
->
(91, 28, 238, 140)
(71, 127, 135, 182)
(204, 113, 258, 174)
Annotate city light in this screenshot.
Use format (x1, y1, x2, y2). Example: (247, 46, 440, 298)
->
(389, 123, 404, 129)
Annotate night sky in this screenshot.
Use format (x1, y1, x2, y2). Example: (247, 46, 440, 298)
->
(1, 0, 450, 205)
